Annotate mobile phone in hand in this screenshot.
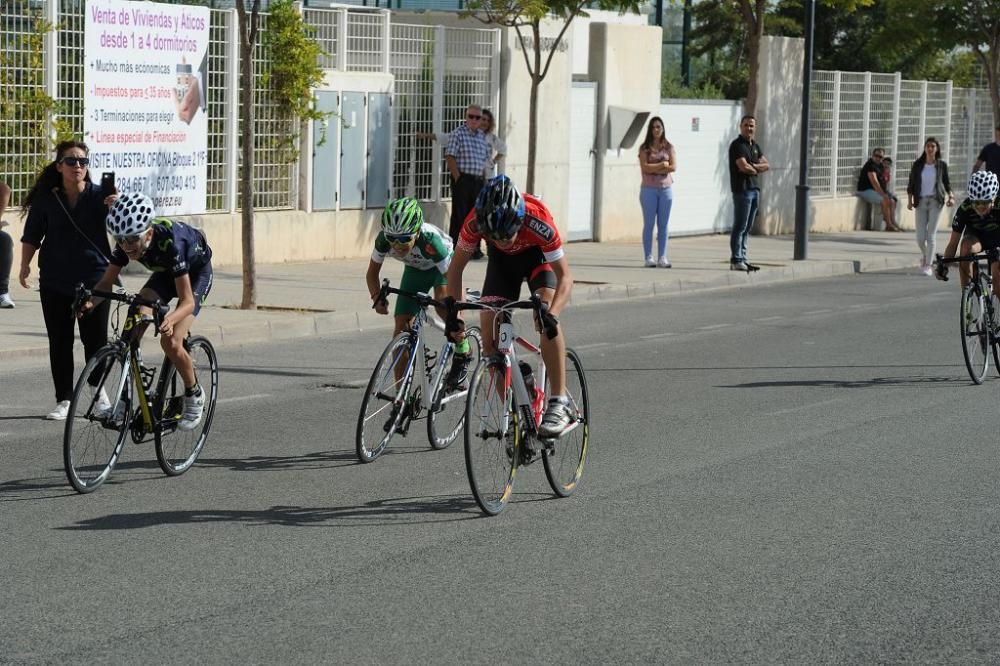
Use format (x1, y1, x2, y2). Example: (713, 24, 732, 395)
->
(100, 171, 116, 197)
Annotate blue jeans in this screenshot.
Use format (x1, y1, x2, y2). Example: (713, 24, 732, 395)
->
(639, 186, 673, 259)
(731, 189, 759, 263)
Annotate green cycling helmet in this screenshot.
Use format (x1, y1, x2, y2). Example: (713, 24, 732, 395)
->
(381, 197, 424, 237)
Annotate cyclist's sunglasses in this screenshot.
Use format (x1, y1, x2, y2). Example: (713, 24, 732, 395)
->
(115, 234, 144, 245)
(60, 156, 90, 167)
(385, 233, 415, 244)
(484, 230, 515, 242)
(971, 199, 995, 206)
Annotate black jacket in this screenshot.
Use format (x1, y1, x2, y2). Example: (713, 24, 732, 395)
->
(906, 158, 952, 206)
(21, 182, 112, 296)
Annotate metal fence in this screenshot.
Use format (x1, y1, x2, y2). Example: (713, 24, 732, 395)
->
(388, 21, 498, 201)
(808, 70, 995, 198)
(1, 1, 499, 212)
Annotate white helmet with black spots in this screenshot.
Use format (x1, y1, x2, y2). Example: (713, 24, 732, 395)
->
(106, 191, 155, 238)
(968, 170, 999, 202)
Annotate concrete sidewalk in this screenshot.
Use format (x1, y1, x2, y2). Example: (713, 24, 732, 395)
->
(0, 230, 930, 360)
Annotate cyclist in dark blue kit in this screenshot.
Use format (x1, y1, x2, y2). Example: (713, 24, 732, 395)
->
(82, 192, 213, 431)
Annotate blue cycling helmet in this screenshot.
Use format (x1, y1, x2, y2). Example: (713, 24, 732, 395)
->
(475, 174, 525, 241)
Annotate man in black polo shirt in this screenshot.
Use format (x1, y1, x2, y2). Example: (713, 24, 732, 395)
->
(728, 114, 770, 271)
(972, 125, 1000, 177)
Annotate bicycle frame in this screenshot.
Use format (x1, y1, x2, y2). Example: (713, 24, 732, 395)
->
(403, 305, 462, 414)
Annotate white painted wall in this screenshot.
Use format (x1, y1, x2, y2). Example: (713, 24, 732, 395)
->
(657, 100, 743, 235)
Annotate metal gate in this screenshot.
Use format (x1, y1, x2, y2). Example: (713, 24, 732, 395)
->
(567, 82, 597, 241)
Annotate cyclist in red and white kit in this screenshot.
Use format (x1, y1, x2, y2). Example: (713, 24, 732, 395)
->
(445, 175, 575, 436)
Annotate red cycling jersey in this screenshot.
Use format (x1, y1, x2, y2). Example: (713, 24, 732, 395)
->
(457, 193, 565, 263)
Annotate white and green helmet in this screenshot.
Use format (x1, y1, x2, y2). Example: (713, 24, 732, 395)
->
(381, 197, 424, 236)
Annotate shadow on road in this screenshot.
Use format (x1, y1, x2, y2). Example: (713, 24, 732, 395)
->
(720, 375, 963, 389)
(57, 494, 481, 530)
(195, 445, 433, 472)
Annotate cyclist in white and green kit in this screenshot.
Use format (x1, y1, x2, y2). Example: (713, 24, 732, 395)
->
(365, 197, 473, 390)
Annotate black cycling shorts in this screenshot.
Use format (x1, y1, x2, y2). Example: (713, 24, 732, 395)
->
(970, 229, 1000, 252)
(143, 262, 214, 316)
(481, 246, 557, 303)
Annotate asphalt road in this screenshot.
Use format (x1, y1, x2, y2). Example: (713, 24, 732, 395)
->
(2, 269, 999, 664)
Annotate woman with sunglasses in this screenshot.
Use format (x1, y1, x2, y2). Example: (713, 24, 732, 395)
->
(366, 197, 473, 393)
(81, 192, 214, 431)
(19, 140, 117, 420)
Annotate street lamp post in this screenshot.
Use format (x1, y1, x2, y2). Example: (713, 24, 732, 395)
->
(793, 0, 816, 261)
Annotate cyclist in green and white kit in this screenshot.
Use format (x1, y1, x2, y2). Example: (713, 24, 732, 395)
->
(366, 197, 473, 390)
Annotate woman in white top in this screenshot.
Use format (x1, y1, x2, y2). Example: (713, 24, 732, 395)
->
(906, 137, 955, 276)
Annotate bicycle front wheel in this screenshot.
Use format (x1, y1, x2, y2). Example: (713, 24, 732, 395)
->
(464, 357, 518, 516)
(961, 282, 989, 384)
(543, 348, 590, 497)
(427, 326, 482, 450)
(154, 336, 219, 476)
(63, 345, 133, 493)
(356, 333, 416, 463)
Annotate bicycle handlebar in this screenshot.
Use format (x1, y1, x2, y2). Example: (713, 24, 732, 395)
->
(936, 251, 1000, 265)
(375, 279, 559, 340)
(74, 283, 170, 336)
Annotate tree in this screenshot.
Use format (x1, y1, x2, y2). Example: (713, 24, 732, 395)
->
(235, 0, 262, 310)
(939, 0, 1000, 124)
(690, 0, 873, 114)
(465, 0, 640, 192)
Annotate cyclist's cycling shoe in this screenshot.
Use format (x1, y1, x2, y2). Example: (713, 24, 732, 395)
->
(178, 386, 205, 432)
(444, 353, 472, 392)
(538, 398, 573, 438)
(383, 401, 409, 434)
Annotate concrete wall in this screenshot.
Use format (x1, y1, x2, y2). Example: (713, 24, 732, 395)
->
(571, 9, 648, 76)
(755, 36, 803, 236)
(657, 100, 743, 235)
(588, 21, 663, 242)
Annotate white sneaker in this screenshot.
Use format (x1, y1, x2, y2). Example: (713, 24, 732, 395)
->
(177, 387, 205, 432)
(0, 293, 13, 308)
(644, 255, 656, 268)
(921, 265, 933, 276)
(658, 257, 672, 268)
(94, 387, 111, 416)
(46, 400, 71, 420)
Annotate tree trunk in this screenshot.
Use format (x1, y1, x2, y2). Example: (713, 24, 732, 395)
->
(738, 0, 765, 116)
(525, 21, 542, 193)
(236, 3, 259, 310)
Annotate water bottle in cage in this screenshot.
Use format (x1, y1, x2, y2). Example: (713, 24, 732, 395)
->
(519, 360, 545, 423)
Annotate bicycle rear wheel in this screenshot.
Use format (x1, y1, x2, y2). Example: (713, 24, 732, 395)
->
(961, 281, 989, 384)
(154, 336, 219, 476)
(543, 348, 590, 497)
(464, 357, 518, 516)
(427, 326, 482, 450)
(356, 333, 415, 463)
(63, 345, 133, 493)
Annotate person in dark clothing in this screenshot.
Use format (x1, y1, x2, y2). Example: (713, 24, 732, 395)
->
(445, 104, 490, 260)
(19, 140, 118, 420)
(0, 182, 13, 308)
(972, 125, 1000, 177)
(728, 114, 770, 271)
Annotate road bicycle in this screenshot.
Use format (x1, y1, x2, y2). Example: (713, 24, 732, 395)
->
(937, 251, 1000, 384)
(63, 286, 219, 493)
(456, 294, 590, 516)
(356, 279, 482, 463)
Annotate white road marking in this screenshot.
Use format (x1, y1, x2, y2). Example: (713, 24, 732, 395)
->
(765, 397, 846, 416)
(639, 332, 676, 340)
(697, 324, 732, 331)
(804, 309, 833, 315)
(575, 342, 611, 350)
(217, 393, 272, 405)
(754, 316, 784, 322)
